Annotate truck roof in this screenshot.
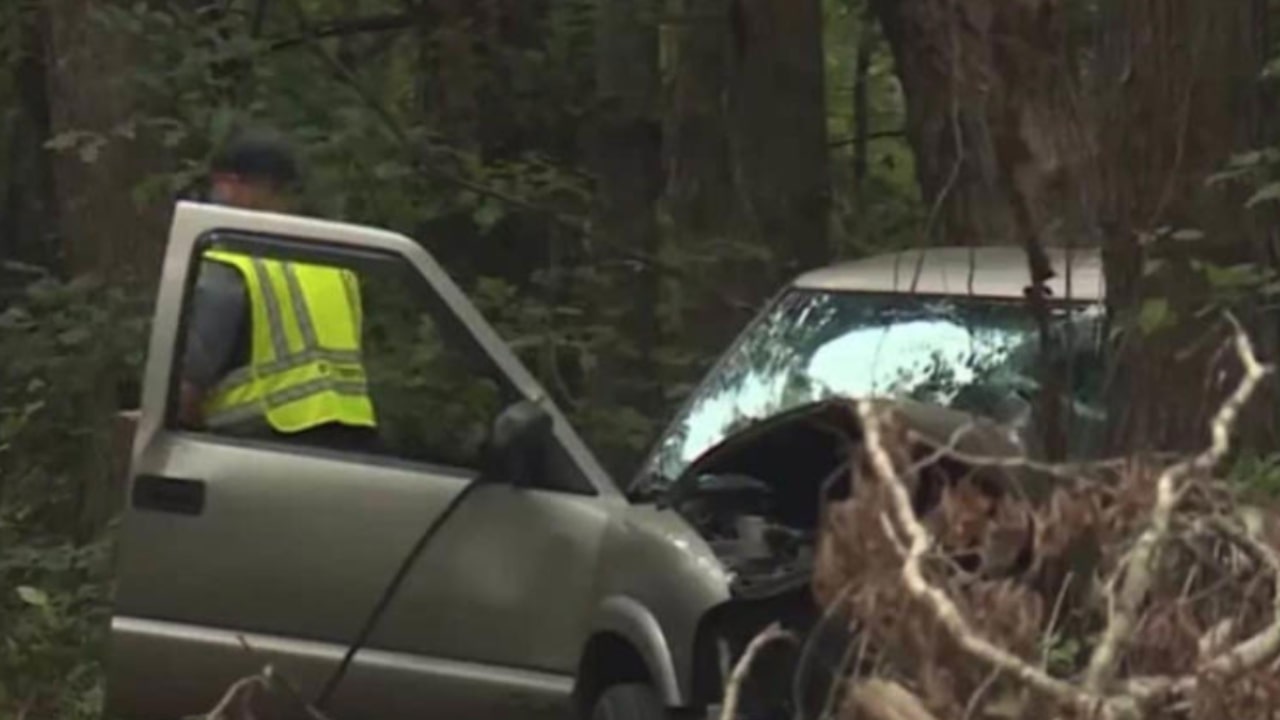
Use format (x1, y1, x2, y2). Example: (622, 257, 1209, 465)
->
(793, 246, 1104, 302)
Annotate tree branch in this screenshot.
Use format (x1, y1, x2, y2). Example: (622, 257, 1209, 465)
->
(1196, 514, 1280, 679)
(267, 12, 416, 53)
(829, 129, 907, 148)
(717, 623, 796, 720)
(1084, 317, 1272, 693)
(849, 679, 941, 720)
(854, 400, 1106, 715)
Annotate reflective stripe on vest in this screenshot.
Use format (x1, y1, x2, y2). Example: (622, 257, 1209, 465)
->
(201, 251, 376, 433)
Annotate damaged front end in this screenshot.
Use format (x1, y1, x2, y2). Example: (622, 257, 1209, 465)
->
(666, 398, 1037, 720)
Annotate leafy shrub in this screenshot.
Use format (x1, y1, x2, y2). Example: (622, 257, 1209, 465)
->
(0, 274, 148, 718)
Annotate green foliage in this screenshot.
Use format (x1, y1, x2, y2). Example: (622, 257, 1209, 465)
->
(0, 274, 147, 718)
(362, 282, 505, 467)
(822, 0, 923, 256)
(1229, 453, 1280, 501)
(0, 276, 148, 534)
(1137, 297, 1173, 335)
(0, 532, 114, 720)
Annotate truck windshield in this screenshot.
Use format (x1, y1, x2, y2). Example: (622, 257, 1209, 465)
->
(638, 289, 1106, 488)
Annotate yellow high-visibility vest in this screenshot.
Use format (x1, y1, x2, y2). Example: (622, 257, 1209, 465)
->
(201, 251, 377, 433)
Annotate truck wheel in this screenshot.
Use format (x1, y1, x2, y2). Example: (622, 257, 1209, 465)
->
(590, 682, 667, 720)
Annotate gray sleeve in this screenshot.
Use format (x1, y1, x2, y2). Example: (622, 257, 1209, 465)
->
(182, 261, 247, 390)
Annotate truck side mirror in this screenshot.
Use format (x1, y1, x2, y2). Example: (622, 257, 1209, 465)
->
(480, 399, 553, 487)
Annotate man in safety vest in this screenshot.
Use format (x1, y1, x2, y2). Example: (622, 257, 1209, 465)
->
(178, 128, 379, 450)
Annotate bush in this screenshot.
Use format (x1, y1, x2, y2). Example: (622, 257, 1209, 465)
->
(0, 273, 148, 718)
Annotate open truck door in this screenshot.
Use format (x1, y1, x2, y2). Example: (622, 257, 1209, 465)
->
(106, 202, 615, 720)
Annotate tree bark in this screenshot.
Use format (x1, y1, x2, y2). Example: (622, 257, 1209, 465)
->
(1098, 0, 1269, 453)
(852, 7, 873, 193)
(664, 0, 831, 358)
(727, 0, 831, 274)
(869, 0, 1017, 246)
(1, 3, 58, 269)
(589, 0, 663, 468)
(663, 0, 747, 354)
(43, 0, 168, 281)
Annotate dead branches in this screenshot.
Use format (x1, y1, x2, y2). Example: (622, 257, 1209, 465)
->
(718, 623, 797, 720)
(186, 665, 334, 720)
(856, 400, 1104, 717)
(813, 320, 1277, 720)
(1085, 322, 1272, 694)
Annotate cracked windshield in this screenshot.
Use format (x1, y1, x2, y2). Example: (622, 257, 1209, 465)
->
(645, 290, 1106, 483)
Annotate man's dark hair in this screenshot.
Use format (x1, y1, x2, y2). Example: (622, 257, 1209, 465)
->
(210, 127, 300, 189)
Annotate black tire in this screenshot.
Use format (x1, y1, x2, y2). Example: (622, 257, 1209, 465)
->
(590, 683, 667, 720)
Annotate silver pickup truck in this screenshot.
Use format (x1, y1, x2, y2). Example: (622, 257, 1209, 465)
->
(106, 202, 1104, 719)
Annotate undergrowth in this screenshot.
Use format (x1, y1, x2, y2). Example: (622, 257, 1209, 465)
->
(0, 272, 147, 719)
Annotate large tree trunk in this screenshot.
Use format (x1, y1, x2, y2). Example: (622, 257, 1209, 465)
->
(663, 0, 747, 356)
(1, 3, 58, 269)
(1098, 0, 1269, 453)
(869, 0, 1018, 246)
(664, 0, 831, 360)
(43, 0, 168, 281)
(727, 0, 831, 274)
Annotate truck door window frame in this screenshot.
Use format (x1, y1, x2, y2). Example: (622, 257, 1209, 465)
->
(163, 228, 595, 493)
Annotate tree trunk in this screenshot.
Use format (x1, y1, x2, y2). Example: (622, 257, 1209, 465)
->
(664, 0, 831, 360)
(1, 3, 58, 269)
(726, 0, 831, 274)
(852, 7, 873, 193)
(1098, 0, 1269, 453)
(869, 0, 1018, 246)
(43, 0, 168, 281)
(588, 0, 663, 469)
(663, 0, 747, 355)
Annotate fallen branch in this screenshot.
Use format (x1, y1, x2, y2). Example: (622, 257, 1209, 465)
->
(1084, 318, 1271, 693)
(186, 672, 270, 720)
(855, 401, 1105, 715)
(1186, 514, 1280, 680)
(718, 623, 796, 720)
(187, 665, 336, 720)
(848, 679, 941, 720)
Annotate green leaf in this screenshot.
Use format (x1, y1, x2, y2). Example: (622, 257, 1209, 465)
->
(78, 140, 102, 164)
(1247, 182, 1280, 208)
(57, 327, 91, 347)
(1264, 57, 1280, 80)
(472, 200, 505, 234)
(45, 131, 82, 152)
(17, 585, 49, 607)
(162, 127, 187, 148)
(1171, 228, 1204, 242)
(1203, 262, 1266, 289)
(1230, 150, 1266, 168)
(1138, 298, 1172, 335)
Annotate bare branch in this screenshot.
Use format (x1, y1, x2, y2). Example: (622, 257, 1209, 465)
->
(267, 12, 414, 53)
(1196, 515, 1280, 678)
(1085, 319, 1272, 692)
(854, 401, 1103, 713)
(905, 427, 1181, 486)
(186, 673, 270, 720)
(1040, 572, 1075, 671)
(849, 679, 941, 720)
(718, 623, 796, 720)
(963, 667, 1004, 720)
